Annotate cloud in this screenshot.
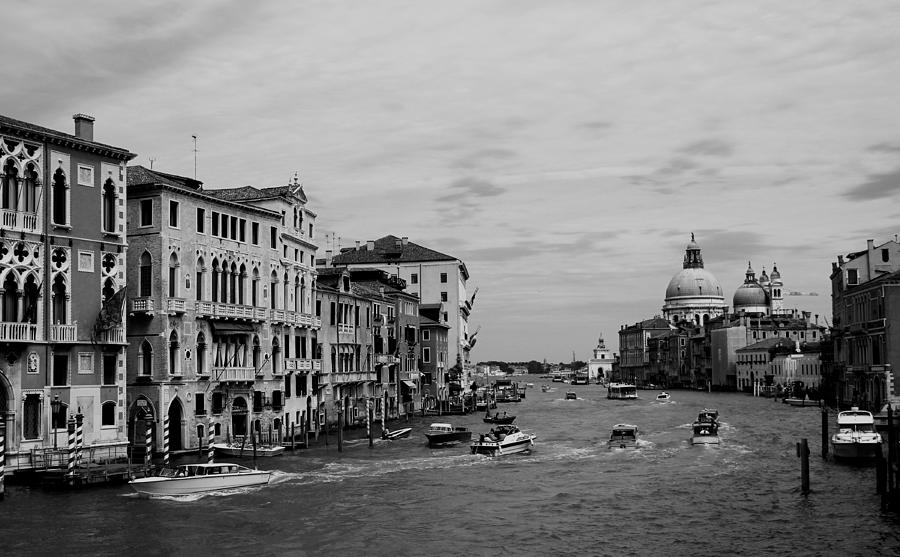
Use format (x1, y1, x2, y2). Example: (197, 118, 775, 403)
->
(436, 177, 507, 204)
(451, 148, 518, 170)
(867, 143, 900, 154)
(677, 139, 735, 158)
(843, 168, 900, 201)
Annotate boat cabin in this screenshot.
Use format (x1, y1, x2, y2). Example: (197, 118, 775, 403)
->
(608, 424, 638, 448)
(429, 423, 454, 433)
(697, 408, 719, 423)
(692, 421, 718, 436)
(608, 383, 638, 400)
(836, 408, 877, 432)
(163, 463, 244, 477)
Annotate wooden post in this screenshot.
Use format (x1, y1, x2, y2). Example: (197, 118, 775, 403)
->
(252, 425, 258, 465)
(797, 439, 810, 495)
(323, 409, 328, 446)
(207, 420, 215, 464)
(877, 443, 887, 498)
(143, 418, 152, 474)
(888, 404, 895, 498)
(163, 415, 170, 468)
(0, 420, 6, 501)
(74, 410, 84, 470)
(291, 423, 296, 452)
(821, 405, 829, 459)
(337, 408, 343, 453)
(367, 398, 373, 448)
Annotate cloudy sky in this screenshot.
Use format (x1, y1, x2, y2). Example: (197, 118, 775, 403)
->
(5, 1, 899, 362)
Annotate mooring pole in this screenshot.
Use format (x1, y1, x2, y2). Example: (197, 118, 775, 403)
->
(337, 408, 343, 453)
(821, 404, 829, 459)
(367, 398, 373, 449)
(0, 420, 6, 501)
(797, 438, 810, 495)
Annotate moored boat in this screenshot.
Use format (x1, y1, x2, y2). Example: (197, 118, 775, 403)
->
(831, 407, 883, 461)
(129, 463, 271, 496)
(382, 427, 413, 440)
(212, 442, 285, 458)
(425, 423, 473, 447)
(470, 424, 536, 456)
(607, 424, 638, 449)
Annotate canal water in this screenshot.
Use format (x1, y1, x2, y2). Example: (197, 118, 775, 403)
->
(2, 379, 899, 556)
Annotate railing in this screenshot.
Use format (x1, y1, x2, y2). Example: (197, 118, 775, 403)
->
(376, 355, 399, 365)
(195, 301, 256, 320)
(330, 370, 377, 384)
(50, 323, 77, 342)
(0, 321, 39, 342)
(1, 209, 38, 232)
(285, 358, 322, 372)
(100, 326, 125, 344)
(270, 309, 286, 323)
(131, 298, 154, 313)
(213, 366, 255, 382)
(338, 324, 354, 335)
(167, 298, 186, 313)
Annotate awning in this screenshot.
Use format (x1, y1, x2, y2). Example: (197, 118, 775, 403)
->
(401, 380, 417, 391)
(209, 322, 257, 335)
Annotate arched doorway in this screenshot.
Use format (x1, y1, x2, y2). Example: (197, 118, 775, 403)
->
(128, 396, 158, 452)
(232, 396, 248, 437)
(167, 400, 183, 451)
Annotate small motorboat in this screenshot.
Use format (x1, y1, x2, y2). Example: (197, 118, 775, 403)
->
(831, 407, 883, 460)
(471, 424, 536, 456)
(698, 408, 719, 422)
(212, 441, 285, 458)
(608, 424, 638, 449)
(129, 463, 271, 497)
(425, 423, 473, 447)
(382, 427, 413, 440)
(656, 391, 671, 402)
(565, 391, 577, 400)
(691, 420, 720, 445)
(483, 407, 516, 424)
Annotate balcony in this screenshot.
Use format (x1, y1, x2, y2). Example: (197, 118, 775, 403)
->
(50, 323, 78, 343)
(212, 366, 255, 383)
(338, 324, 354, 335)
(376, 355, 399, 365)
(195, 301, 256, 320)
(0, 209, 37, 233)
(99, 326, 125, 344)
(269, 309, 286, 324)
(329, 370, 377, 384)
(167, 298, 187, 314)
(0, 321, 39, 342)
(131, 298, 155, 314)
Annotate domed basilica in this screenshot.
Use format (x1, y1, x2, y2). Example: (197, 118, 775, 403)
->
(732, 262, 785, 316)
(662, 234, 726, 325)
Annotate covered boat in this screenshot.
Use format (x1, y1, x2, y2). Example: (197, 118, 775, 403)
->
(129, 463, 271, 496)
(607, 424, 638, 449)
(425, 423, 473, 447)
(471, 424, 536, 456)
(831, 407, 883, 460)
(607, 383, 638, 400)
(656, 392, 671, 402)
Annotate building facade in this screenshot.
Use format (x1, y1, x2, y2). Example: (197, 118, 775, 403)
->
(0, 114, 134, 472)
(587, 334, 616, 383)
(124, 167, 320, 455)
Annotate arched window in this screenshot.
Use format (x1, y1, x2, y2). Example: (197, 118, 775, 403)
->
(52, 274, 67, 324)
(102, 277, 115, 304)
(211, 258, 220, 302)
(169, 330, 180, 375)
(168, 253, 179, 298)
(139, 252, 152, 297)
(294, 275, 301, 312)
(2, 159, 19, 211)
(283, 271, 289, 311)
(293, 208, 298, 228)
(300, 277, 306, 314)
(270, 271, 278, 309)
(23, 274, 39, 324)
(197, 332, 207, 377)
(2, 272, 19, 322)
(238, 264, 246, 305)
(52, 168, 68, 225)
(251, 268, 260, 307)
(229, 262, 237, 304)
(196, 257, 205, 301)
(220, 260, 229, 303)
(252, 335, 261, 371)
(139, 339, 153, 376)
(271, 336, 280, 376)
(101, 401, 116, 426)
(102, 178, 116, 233)
(23, 163, 39, 213)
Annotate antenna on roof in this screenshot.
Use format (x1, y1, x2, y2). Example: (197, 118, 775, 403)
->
(291, 171, 302, 194)
(192, 135, 198, 180)
(148, 157, 156, 170)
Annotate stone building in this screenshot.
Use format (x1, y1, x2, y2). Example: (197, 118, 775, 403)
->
(418, 303, 449, 409)
(124, 167, 320, 454)
(587, 334, 616, 383)
(0, 114, 134, 472)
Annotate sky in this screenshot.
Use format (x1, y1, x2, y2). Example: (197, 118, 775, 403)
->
(4, 1, 900, 363)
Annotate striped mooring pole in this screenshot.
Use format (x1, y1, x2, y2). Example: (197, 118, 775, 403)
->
(163, 415, 170, 468)
(207, 421, 215, 464)
(0, 420, 6, 501)
(144, 419, 153, 471)
(74, 410, 84, 469)
(367, 398, 372, 448)
(67, 416, 76, 484)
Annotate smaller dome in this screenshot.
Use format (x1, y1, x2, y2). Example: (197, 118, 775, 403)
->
(733, 282, 769, 308)
(770, 264, 781, 281)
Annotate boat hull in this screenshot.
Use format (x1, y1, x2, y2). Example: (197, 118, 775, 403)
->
(691, 435, 720, 445)
(831, 441, 881, 460)
(425, 431, 472, 447)
(471, 435, 535, 456)
(129, 471, 271, 496)
(382, 427, 412, 440)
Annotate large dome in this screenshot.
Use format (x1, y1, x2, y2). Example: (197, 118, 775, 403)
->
(665, 268, 723, 299)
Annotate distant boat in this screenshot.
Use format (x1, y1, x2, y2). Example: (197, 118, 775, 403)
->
(129, 463, 271, 497)
(608, 383, 638, 400)
(483, 406, 516, 424)
(656, 392, 671, 402)
(565, 391, 577, 400)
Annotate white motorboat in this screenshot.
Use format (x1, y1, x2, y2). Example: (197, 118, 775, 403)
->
(471, 424, 536, 456)
(691, 409, 720, 445)
(656, 391, 671, 402)
(831, 407, 883, 460)
(382, 427, 413, 440)
(212, 442, 285, 457)
(608, 424, 638, 449)
(129, 463, 271, 496)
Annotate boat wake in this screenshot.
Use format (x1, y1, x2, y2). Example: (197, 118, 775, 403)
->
(275, 453, 485, 486)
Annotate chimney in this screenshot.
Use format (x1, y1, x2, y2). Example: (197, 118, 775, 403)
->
(401, 236, 408, 246)
(325, 250, 332, 265)
(367, 240, 375, 251)
(355, 241, 360, 251)
(73, 113, 95, 141)
(868, 239, 875, 251)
